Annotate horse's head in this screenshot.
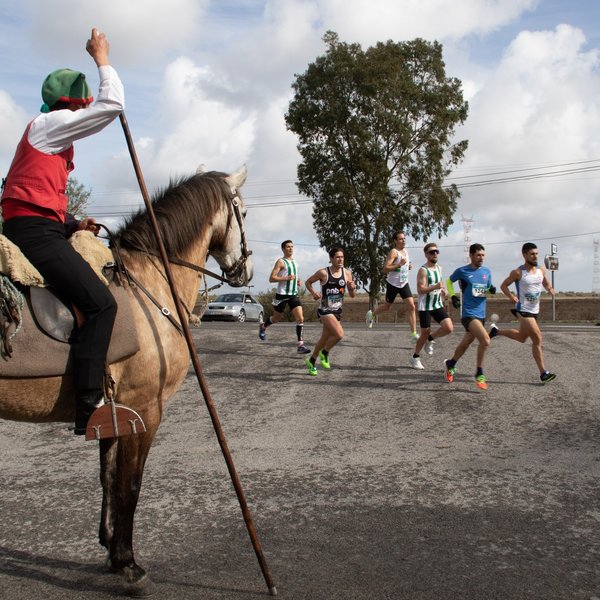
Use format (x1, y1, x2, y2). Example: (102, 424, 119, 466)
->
(210, 165, 254, 287)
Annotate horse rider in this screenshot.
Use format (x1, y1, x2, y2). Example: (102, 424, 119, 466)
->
(1, 28, 124, 435)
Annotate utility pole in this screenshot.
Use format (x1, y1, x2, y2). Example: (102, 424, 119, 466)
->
(461, 215, 474, 264)
(593, 240, 600, 295)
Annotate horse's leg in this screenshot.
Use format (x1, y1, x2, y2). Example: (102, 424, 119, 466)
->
(110, 429, 158, 597)
(99, 437, 119, 562)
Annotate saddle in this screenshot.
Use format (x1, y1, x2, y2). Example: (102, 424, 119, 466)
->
(0, 232, 145, 440)
(0, 233, 140, 376)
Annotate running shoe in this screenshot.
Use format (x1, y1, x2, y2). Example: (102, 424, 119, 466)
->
(489, 323, 499, 339)
(410, 331, 419, 341)
(409, 356, 424, 370)
(475, 374, 488, 390)
(443, 359, 455, 383)
(540, 371, 557, 384)
(424, 340, 434, 356)
(258, 322, 266, 341)
(297, 344, 311, 354)
(366, 309, 374, 328)
(319, 351, 331, 369)
(305, 357, 317, 376)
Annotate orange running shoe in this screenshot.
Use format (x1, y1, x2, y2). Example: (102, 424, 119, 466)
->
(443, 359, 455, 383)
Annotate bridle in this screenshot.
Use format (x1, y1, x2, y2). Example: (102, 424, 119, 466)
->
(99, 186, 252, 334)
(223, 192, 252, 284)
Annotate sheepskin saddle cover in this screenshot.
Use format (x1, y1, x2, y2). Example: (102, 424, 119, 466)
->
(0, 232, 140, 377)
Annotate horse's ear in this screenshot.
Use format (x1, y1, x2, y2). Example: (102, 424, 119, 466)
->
(225, 164, 248, 193)
(196, 164, 206, 175)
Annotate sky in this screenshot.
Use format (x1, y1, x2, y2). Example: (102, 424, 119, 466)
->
(1, 0, 600, 294)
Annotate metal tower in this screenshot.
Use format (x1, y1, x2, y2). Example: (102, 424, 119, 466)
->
(461, 215, 474, 263)
(593, 239, 600, 295)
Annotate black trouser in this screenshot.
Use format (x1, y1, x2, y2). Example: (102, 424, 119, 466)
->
(3, 217, 117, 391)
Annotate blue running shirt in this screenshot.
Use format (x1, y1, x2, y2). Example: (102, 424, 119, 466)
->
(449, 264, 492, 319)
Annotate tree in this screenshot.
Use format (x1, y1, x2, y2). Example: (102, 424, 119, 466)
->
(66, 177, 92, 219)
(285, 32, 468, 304)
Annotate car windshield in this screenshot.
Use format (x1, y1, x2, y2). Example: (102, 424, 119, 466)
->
(215, 294, 243, 303)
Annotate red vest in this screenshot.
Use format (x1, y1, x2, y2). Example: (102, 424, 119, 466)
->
(1, 122, 74, 223)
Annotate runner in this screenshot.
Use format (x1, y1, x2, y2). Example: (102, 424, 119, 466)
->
(365, 231, 417, 339)
(409, 243, 453, 369)
(304, 246, 356, 376)
(443, 243, 496, 390)
(259, 240, 311, 353)
(489, 242, 556, 383)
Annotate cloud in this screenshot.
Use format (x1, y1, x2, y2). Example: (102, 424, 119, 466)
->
(0, 91, 26, 163)
(317, 0, 539, 44)
(22, 0, 209, 66)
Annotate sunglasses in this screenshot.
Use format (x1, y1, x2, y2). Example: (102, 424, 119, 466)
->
(428, 249, 440, 255)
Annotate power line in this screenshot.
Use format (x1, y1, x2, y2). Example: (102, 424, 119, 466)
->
(248, 229, 600, 249)
(88, 157, 600, 209)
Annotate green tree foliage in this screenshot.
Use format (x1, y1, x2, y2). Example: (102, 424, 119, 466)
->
(285, 32, 468, 303)
(66, 177, 92, 218)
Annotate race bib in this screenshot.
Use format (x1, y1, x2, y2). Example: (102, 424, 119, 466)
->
(525, 292, 540, 303)
(326, 293, 343, 309)
(472, 283, 487, 297)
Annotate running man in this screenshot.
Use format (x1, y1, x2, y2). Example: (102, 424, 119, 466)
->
(489, 242, 556, 383)
(304, 246, 356, 376)
(410, 243, 453, 369)
(443, 243, 496, 390)
(259, 240, 311, 354)
(366, 231, 418, 339)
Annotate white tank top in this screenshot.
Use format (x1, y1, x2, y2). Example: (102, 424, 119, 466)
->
(515, 265, 544, 314)
(386, 249, 409, 288)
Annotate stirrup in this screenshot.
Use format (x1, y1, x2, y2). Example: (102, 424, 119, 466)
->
(84, 402, 147, 441)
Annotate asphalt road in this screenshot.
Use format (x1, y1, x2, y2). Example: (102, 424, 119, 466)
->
(0, 321, 598, 599)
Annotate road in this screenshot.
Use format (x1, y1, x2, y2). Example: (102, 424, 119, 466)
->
(0, 322, 598, 599)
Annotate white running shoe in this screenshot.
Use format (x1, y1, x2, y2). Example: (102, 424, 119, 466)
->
(366, 310, 374, 329)
(424, 340, 434, 356)
(409, 356, 424, 370)
(410, 331, 419, 340)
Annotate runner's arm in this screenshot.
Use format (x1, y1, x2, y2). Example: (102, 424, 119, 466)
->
(305, 269, 326, 300)
(268, 258, 288, 283)
(382, 249, 401, 274)
(345, 269, 356, 297)
(417, 267, 442, 295)
(540, 266, 556, 296)
(500, 269, 520, 303)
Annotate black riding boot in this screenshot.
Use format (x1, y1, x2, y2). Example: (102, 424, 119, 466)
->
(74, 390, 105, 435)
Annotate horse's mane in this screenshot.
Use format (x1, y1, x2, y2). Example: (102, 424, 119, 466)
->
(114, 171, 231, 257)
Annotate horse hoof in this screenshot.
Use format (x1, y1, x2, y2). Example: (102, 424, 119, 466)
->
(124, 573, 158, 597)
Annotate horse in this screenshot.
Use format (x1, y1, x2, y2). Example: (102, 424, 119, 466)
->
(0, 165, 253, 596)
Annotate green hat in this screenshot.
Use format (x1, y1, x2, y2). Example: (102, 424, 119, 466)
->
(40, 68, 94, 112)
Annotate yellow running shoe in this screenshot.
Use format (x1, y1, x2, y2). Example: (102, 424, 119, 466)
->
(305, 357, 317, 376)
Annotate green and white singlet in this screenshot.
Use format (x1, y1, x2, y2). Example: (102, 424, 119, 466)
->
(276, 258, 299, 296)
(417, 264, 444, 311)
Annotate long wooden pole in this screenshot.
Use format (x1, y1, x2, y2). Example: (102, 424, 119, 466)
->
(119, 113, 277, 596)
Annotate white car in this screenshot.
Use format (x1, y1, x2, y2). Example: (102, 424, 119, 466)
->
(201, 293, 264, 323)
